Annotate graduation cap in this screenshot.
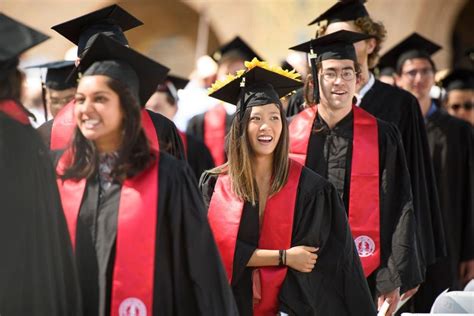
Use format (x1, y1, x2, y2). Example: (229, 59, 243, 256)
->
(208, 59, 302, 118)
(212, 36, 263, 63)
(439, 69, 474, 92)
(289, 30, 372, 103)
(0, 13, 49, 66)
(308, 0, 369, 26)
(51, 4, 143, 57)
(78, 34, 169, 105)
(26, 60, 77, 90)
(377, 32, 442, 74)
(157, 75, 189, 103)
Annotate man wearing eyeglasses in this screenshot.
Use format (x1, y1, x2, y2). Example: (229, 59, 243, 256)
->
(391, 33, 474, 312)
(289, 30, 422, 316)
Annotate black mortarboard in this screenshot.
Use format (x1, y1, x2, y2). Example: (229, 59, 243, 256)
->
(439, 69, 474, 91)
(51, 4, 143, 57)
(77, 34, 169, 105)
(308, 0, 369, 26)
(156, 74, 189, 102)
(377, 33, 441, 73)
(0, 13, 49, 64)
(27, 60, 77, 90)
(208, 60, 302, 117)
(289, 30, 371, 103)
(289, 30, 372, 62)
(212, 36, 263, 63)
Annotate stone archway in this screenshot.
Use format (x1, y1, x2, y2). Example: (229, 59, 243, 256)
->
(121, 0, 220, 77)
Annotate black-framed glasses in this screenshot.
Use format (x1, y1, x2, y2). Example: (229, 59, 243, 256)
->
(450, 102, 473, 111)
(321, 69, 356, 82)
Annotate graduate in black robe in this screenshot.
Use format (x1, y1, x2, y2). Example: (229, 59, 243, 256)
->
(201, 167, 376, 316)
(391, 34, 474, 311)
(53, 35, 237, 316)
(201, 59, 376, 315)
(289, 31, 422, 315)
(146, 75, 215, 179)
(37, 4, 185, 160)
(289, 1, 446, 276)
(0, 13, 82, 315)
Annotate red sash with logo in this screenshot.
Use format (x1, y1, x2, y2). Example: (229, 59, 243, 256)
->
(289, 105, 380, 276)
(204, 104, 227, 165)
(208, 159, 303, 315)
(56, 109, 159, 316)
(178, 130, 188, 159)
(0, 100, 30, 125)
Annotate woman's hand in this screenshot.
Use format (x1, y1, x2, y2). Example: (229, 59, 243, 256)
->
(286, 246, 319, 273)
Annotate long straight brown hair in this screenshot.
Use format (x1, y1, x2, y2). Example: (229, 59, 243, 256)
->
(210, 102, 290, 205)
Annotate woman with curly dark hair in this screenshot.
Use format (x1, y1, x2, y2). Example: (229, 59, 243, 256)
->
(200, 59, 375, 315)
(54, 34, 237, 316)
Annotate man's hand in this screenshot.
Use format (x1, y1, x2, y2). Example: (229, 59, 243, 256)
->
(459, 259, 474, 287)
(377, 287, 400, 316)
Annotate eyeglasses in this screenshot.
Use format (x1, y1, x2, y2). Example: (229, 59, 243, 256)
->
(449, 102, 473, 111)
(402, 68, 434, 79)
(320, 69, 356, 82)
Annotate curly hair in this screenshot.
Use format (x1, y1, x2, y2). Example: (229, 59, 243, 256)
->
(315, 16, 387, 69)
(62, 77, 155, 182)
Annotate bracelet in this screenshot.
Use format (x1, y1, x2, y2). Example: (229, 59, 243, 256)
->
(283, 249, 287, 266)
(278, 250, 284, 266)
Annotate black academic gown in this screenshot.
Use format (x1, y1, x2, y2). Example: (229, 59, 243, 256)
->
(183, 133, 215, 180)
(38, 109, 185, 160)
(413, 107, 474, 312)
(200, 167, 377, 316)
(53, 151, 238, 316)
(302, 111, 422, 296)
(0, 110, 82, 315)
(287, 80, 446, 271)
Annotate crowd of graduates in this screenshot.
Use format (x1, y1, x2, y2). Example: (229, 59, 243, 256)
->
(0, 1, 473, 315)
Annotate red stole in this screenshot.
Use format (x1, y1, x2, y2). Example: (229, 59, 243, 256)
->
(51, 100, 76, 150)
(56, 109, 159, 316)
(0, 100, 30, 125)
(178, 130, 188, 159)
(208, 159, 303, 315)
(289, 105, 380, 277)
(204, 104, 227, 165)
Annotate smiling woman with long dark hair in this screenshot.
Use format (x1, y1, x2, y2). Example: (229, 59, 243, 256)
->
(53, 35, 237, 316)
(200, 59, 376, 315)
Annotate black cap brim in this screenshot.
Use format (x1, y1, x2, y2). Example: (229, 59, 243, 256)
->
(77, 34, 169, 104)
(289, 30, 372, 62)
(51, 4, 143, 45)
(439, 68, 474, 91)
(308, 0, 369, 26)
(209, 66, 302, 106)
(26, 60, 76, 90)
(0, 13, 49, 61)
(212, 36, 263, 62)
(166, 75, 189, 90)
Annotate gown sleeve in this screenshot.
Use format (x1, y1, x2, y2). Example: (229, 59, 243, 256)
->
(156, 157, 238, 315)
(375, 122, 423, 295)
(0, 114, 82, 315)
(279, 168, 377, 316)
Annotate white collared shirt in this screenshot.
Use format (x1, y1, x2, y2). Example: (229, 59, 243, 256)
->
(355, 72, 375, 106)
